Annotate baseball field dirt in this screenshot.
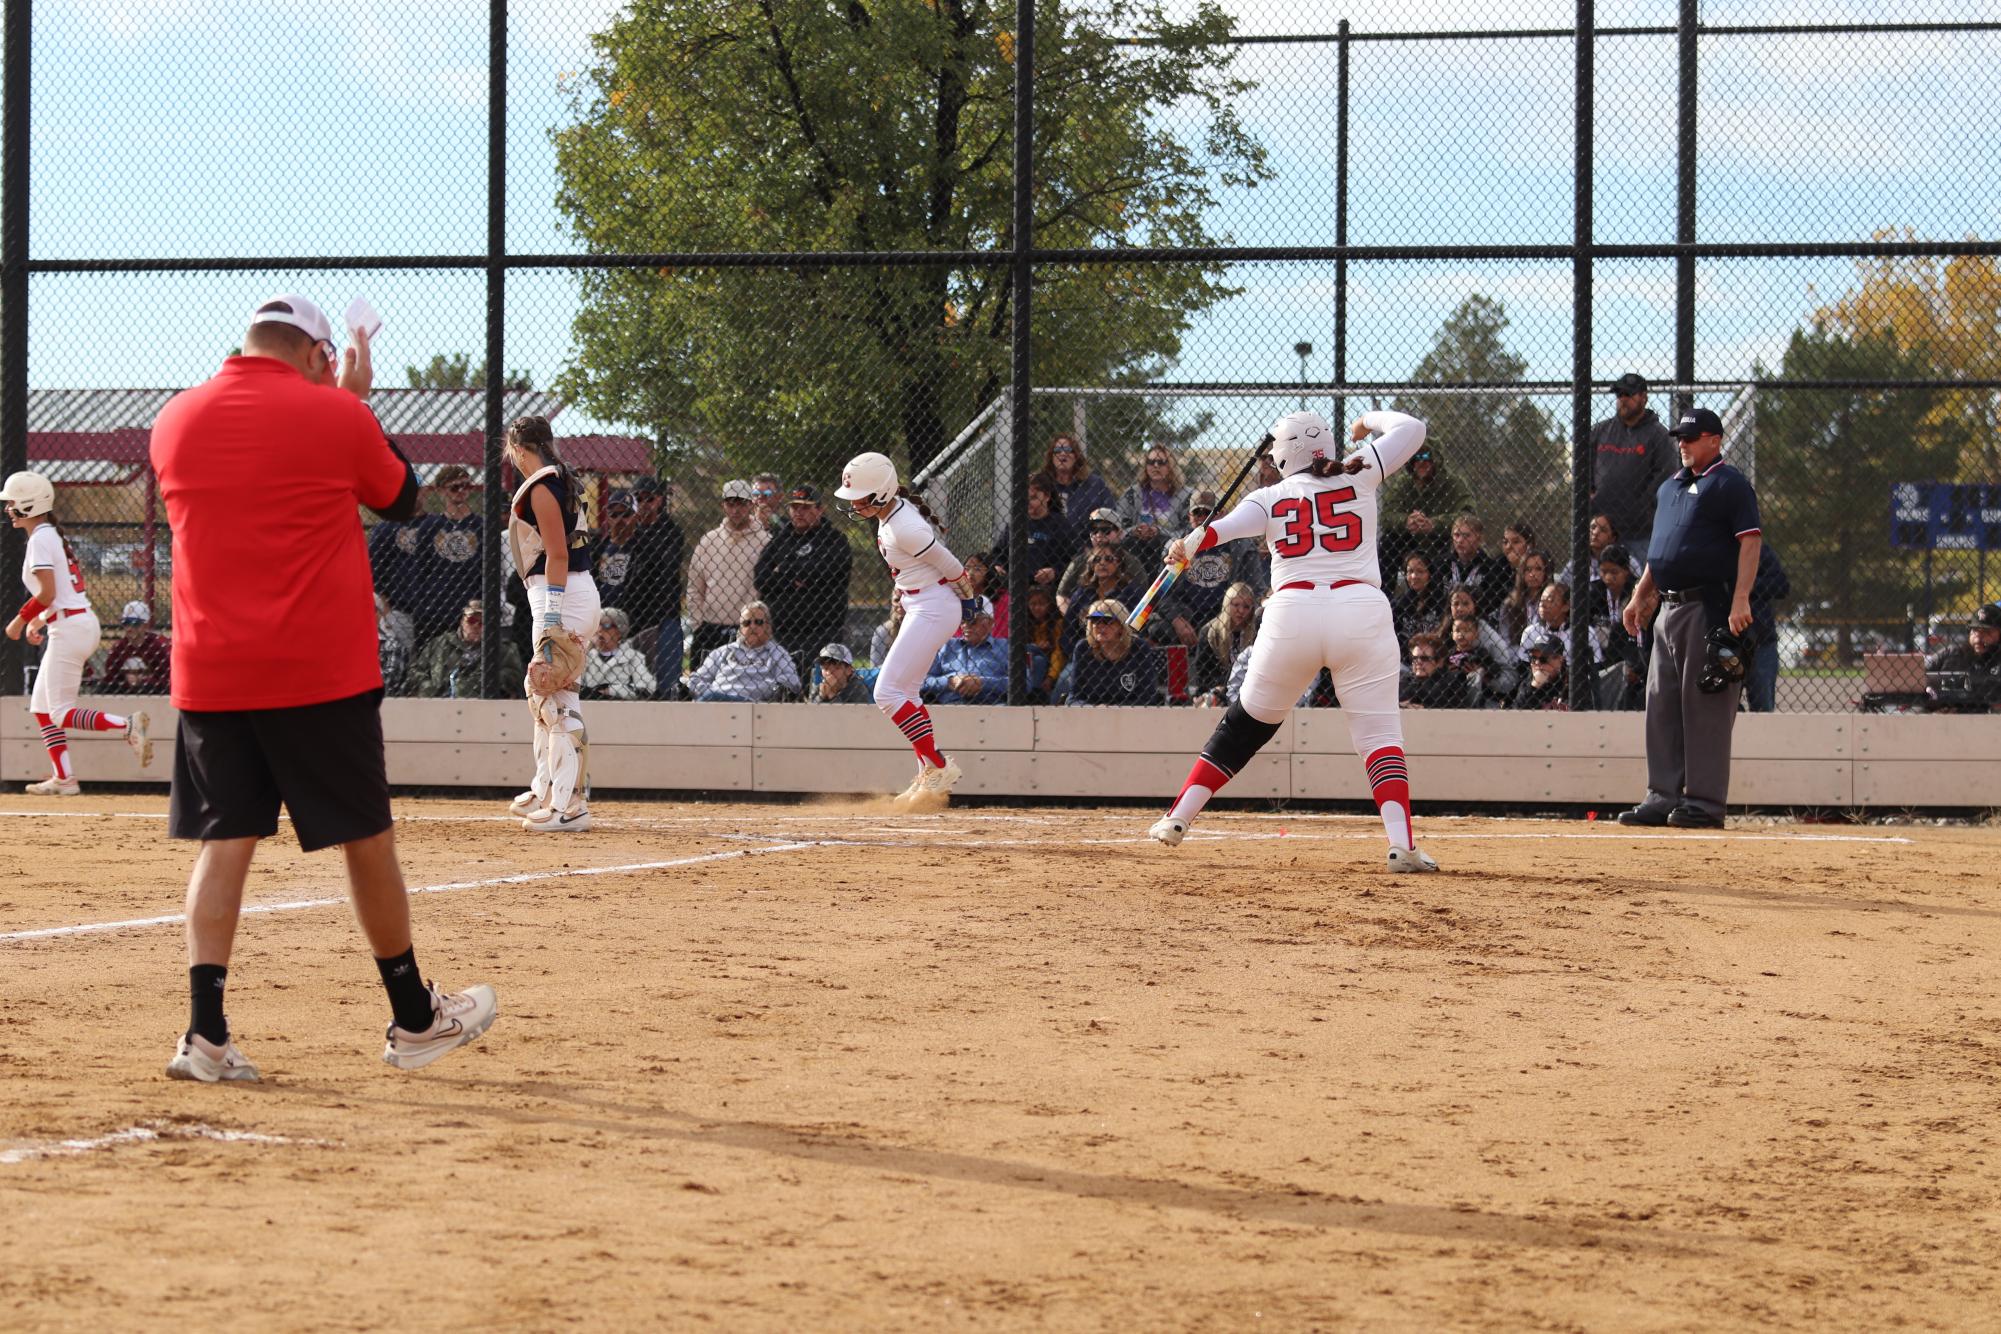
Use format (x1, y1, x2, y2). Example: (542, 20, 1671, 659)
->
(2, 796, 1997, 1330)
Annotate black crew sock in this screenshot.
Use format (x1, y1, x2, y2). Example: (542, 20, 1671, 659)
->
(189, 964, 229, 1046)
(375, 948, 435, 1033)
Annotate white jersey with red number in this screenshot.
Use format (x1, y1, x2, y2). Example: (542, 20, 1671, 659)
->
(1201, 409, 1427, 589)
(875, 497, 965, 594)
(23, 523, 91, 612)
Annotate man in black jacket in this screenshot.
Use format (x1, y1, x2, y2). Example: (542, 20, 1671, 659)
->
(754, 484, 854, 679)
(1590, 373, 1677, 549)
(628, 477, 687, 686)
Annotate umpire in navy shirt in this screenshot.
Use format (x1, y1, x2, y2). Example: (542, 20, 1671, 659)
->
(1616, 408, 1762, 829)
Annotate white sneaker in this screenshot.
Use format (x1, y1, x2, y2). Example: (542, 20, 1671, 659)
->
(1148, 816, 1187, 847)
(507, 790, 545, 818)
(166, 1032, 261, 1083)
(383, 984, 499, 1071)
(126, 711, 154, 768)
(26, 776, 80, 796)
(1387, 845, 1440, 874)
(522, 804, 591, 833)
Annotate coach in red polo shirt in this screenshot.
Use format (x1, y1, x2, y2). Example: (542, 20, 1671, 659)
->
(149, 294, 497, 1084)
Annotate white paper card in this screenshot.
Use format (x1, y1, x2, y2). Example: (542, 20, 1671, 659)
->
(344, 297, 383, 340)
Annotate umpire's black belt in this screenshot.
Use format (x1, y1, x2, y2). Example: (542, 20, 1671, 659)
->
(1659, 585, 1718, 606)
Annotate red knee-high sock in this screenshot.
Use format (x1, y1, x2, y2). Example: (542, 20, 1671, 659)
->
(1167, 757, 1232, 824)
(889, 701, 947, 769)
(34, 712, 72, 781)
(1364, 746, 1414, 849)
(60, 707, 125, 732)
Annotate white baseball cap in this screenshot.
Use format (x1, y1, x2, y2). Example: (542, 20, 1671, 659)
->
(119, 600, 150, 625)
(250, 295, 333, 344)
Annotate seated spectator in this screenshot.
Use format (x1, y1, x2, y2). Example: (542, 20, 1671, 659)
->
(1057, 509, 1148, 611)
(102, 600, 171, 694)
(1117, 445, 1192, 568)
(1499, 520, 1537, 582)
(114, 654, 153, 693)
(683, 600, 801, 702)
(1445, 614, 1518, 707)
(375, 589, 416, 657)
(580, 607, 657, 701)
(377, 592, 410, 696)
(412, 599, 524, 699)
(1018, 583, 1068, 703)
(1192, 581, 1258, 705)
(1520, 580, 1600, 666)
(987, 471, 1074, 592)
(1379, 440, 1470, 579)
(1557, 512, 1643, 588)
(1440, 513, 1512, 620)
(870, 598, 904, 667)
(1588, 544, 1647, 709)
(1402, 633, 1476, 709)
(1440, 587, 1514, 664)
(1508, 641, 1570, 710)
(1391, 553, 1448, 657)
(1498, 548, 1554, 648)
(955, 552, 1006, 637)
(1926, 603, 2001, 712)
(1062, 548, 1146, 657)
(809, 642, 872, 704)
(1211, 632, 1316, 711)
(924, 597, 1009, 705)
(1066, 600, 1161, 706)
(1172, 488, 1268, 630)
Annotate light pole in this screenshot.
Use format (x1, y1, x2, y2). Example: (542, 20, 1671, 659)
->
(1293, 340, 1313, 411)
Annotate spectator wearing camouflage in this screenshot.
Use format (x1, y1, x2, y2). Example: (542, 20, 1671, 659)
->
(412, 600, 524, 699)
(808, 642, 872, 705)
(410, 464, 484, 644)
(1378, 440, 1472, 582)
(1589, 373, 1676, 549)
(754, 484, 853, 682)
(627, 476, 687, 683)
(685, 479, 771, 672)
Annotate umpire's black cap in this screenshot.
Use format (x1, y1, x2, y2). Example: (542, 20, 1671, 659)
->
(1667, 407, 1725, 439)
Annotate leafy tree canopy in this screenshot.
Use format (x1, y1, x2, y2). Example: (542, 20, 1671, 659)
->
(552, 0, 1268, 480)
(405, 353, 533, 393)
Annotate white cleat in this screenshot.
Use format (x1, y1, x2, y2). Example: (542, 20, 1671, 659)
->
(919, 757, 963, 798)
(166, 1032, 261, 1083)
(1148, 817, 1187, 847)
(383, 984, 499, 1071)
(26, 775, 81, 796)
(507, 789, 545, 818)
(126, 711, 154, 768)
(891, 769, 927, 804)
(522, 804, 591, 833)
(1387, 845, 1440, 874)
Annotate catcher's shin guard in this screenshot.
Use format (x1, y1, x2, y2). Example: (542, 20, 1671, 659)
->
(546, 728, 581, 814)
(566, 715, 591, 803)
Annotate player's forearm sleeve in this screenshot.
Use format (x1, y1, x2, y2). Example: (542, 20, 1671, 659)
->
(1362, 410, 1428, 476)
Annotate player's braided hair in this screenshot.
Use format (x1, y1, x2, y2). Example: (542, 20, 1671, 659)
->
(892, 485, 942, 531)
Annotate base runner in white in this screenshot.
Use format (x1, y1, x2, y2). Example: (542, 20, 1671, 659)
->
(3, 471, 151, 795)
(1147, 410, 1441, 873)
(834, 452, 976, 806)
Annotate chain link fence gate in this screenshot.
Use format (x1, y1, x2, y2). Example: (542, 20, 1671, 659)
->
(3, 2, 1999, 753)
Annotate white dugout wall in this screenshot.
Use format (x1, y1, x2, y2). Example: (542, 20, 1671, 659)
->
(4, 697, 1997, 809)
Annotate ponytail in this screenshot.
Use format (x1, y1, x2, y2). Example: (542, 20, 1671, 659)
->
(894, 485, 942, 532)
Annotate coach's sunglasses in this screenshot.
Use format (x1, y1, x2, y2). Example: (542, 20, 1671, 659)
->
(740, 617, 768, 626)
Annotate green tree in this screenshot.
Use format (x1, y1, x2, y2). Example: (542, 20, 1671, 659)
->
(552, 0, 1267, 480)
(1389, 295, 1566, 542)
(1755, 323, 1971, 662)
(404, 353, 533, 393)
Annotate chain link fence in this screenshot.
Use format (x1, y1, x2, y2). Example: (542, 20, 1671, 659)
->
(4, 2, 1999, 724)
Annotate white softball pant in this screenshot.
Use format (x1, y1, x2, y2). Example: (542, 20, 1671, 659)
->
(873, 581, 959, 714)
(523, 573, 600, 811)
(30, 610, 102, 718)
(1239, 583, 1405, 758)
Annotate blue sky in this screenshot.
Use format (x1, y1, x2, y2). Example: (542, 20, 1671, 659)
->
(18, 0, 2000, 437)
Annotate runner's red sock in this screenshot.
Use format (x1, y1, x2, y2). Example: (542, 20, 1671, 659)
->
(889, 701, 947, 769)
(1365, 746, 1414, 849)
(34, 712, 71, 781)
(61, 707, 126, 732)
(1168, 757, 1232, 824)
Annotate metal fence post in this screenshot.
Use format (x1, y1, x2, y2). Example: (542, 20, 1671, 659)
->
(481, 0, 507, 698)
(1674, 0, 1698, 425)
(1570, 0, 1597, 710)
(0, 0, 29, 696)
(1005, 0, 1035, 705)
(1333, 18, 1350, 432)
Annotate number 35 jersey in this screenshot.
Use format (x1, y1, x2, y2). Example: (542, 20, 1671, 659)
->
(1205, 409, 1428, 590)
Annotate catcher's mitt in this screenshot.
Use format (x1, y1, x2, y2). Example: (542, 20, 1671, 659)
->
(526, 625, 587, 696)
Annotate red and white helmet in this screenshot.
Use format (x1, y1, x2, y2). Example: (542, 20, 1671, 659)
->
(1266, 411, 1333, 477)
(833, 451, 899, 506)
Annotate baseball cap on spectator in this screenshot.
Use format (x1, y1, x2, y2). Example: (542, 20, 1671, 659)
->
(963, 596, 995, 622)
(817, 642, 854, 666)
(605, 490, 636, 514)
(1667, 407, 1725, 439)
(1086, 605, 1124, 621)
(630, 477, 665, 498)
(1088, 507, 1121, 528)
(119, 600, 150, 625)
(1973, 604, 2001, 630)
(434, 465, 471, 489)
(121, 656, 147, 673)
(721, 479, 753, 501)
(599, 607, 631, 636)
(249, 294, 333, 344)
(1598, 543, 1631, 570)
(1527, 641, 1564, 659)
(1189, 489, 1219, 514)
(1610, 372, 1648, 396)
(462, 599, 485, 618)
(789, 484, 821, 504)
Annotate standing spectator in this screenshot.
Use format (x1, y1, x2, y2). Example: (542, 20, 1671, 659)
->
(685, 479, 771, 671)
(1379, 440, 1472, 578)
(1617, 407, 1763, 829)
(987, 471, 1073, 593)
(1925, 603, 2001, 712)
(1056, 509, 1147, 610)
(1117, 444, 1192, 568)
(412, 600, 524, 699)
(410, 464, 484, 645)
(579, 607, 657, 701)
(1043, 433, 1117, 542)
(809, 641, 872, 704)
(1742, 541, 1791, 713)
(755, 484, 854, 680)
(1062, 548, 1146, 657)
(1509, 641, 1571, 710)
(1440, 513, 1512, 619)
(1589, 373, 1676, 550)
(591, 488, 678, 679)
(102, 600, 172, 694)
(924, 597, 1009, 705)
(628, 476, 686, 683)
(1017, 583, 1068, 703)
(1172, 487, 1268, 630)
(1402, 633, 1475, 709)
(1067, 600, 1160, 706)
(367, 508, 423, 631)
(750, 472, 785, 533)
(149, 295, 495, 1081)
(1391, 553, 1448, 657)
(683, 600, 801, 702)
(1498, 548, 1554, 648)
(1192, 581, 1258, 704)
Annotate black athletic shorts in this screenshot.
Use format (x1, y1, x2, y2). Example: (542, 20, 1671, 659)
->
(170, 689, 392, 853)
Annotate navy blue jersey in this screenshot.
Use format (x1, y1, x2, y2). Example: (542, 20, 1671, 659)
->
(513, 469, 594, 579)
(1644, 460, 1760, 593)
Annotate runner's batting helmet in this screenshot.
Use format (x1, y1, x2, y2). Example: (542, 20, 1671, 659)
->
(1265, 411, 1334, 477)
(0, 470, 55, 518)
(834, 452, 899, 507)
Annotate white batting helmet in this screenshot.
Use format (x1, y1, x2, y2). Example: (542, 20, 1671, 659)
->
(833, 451, 899, 506)
(0, 470, 55, 518)
(1266, 411, 1334, 477)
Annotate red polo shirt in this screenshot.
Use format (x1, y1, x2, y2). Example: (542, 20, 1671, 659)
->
(152, 356, 407, 711)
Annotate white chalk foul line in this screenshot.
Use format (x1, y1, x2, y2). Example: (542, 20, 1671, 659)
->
(0, 1120, 334, 1164)
(0, 841, 837, 944)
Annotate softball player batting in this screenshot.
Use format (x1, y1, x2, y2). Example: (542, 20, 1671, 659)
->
(834, 452, 974, 805)
(3, 471, 151, 794)
(1148, 410, 1440, 872)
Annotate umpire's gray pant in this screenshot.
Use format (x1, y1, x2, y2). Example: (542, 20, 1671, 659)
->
(1640, 600, 1742, 818)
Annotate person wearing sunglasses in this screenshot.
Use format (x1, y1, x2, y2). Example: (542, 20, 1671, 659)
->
(1056, 508, 1146, 614)
(1041, 433, 1117, 543)
(1117, 447, 1192, 568)
(408, 463, 484, 645)
(1399, 632, 1476, 709)
(682, 600, 801, 702)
